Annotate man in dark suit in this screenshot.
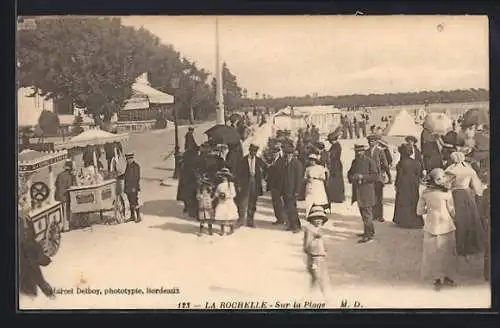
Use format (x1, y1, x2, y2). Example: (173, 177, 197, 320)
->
(184, 127, 198, 152)
(55, 160, 77, 231)
(266, 146, 286, 225)
(277, 144, 304, 233)
(365, 135, 389, 222)
(236, 144, 267, 228)
(124, 153, 141, 223)
(348, 144, 378, 243)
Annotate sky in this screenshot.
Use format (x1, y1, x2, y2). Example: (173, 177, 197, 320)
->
(121, 15, 489, 98)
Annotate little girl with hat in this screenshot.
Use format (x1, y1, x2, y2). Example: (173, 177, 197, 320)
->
(303, 205, 330, 297)
(214, 168, 239, 235)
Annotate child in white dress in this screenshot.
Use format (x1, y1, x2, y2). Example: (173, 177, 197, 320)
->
(303, 205, 330, 297)
(214, 168, 239, 235)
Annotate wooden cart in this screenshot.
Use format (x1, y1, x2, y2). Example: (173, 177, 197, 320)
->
(18, 149, 69, 257)
(55, 128, 131, 226)
(67, 179, 130, 225)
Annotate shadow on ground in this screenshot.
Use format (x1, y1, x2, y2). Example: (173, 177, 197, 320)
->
(141, 199, 185, 219)
(153, 166, 174, 172)
(283, 210, 487, 288)
(149, 221, 200, 235)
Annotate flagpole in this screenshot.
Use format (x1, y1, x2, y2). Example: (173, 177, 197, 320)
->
(215, 16, 225, 125)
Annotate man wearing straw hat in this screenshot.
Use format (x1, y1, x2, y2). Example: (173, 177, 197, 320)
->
(347, 144, 378, 243)
(124, 152, 141, 223)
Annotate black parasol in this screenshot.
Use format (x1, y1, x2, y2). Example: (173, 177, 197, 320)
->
(204, 124, 241, 145)
(229, 113, 242, 122)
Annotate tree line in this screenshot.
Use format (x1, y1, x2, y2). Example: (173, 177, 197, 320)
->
(241, 88, 489, 111)
(16, 17, 244, 127)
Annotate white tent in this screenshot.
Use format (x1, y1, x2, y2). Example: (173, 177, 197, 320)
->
(55, 128, 129, 149)
(384, 109, 422, 138)
(131, 83, 174, 104)
(296, 106, 342, 134)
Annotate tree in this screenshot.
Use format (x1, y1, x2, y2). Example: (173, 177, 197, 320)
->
(38, 110, 60, 136)
(71, 112, 85, 136)
(17, 17, 159, 128)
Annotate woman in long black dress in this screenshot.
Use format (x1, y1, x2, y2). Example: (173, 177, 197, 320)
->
(176, 146, 201, 218)
(326, 129, 345, 203)
(393, 143, 424, 229)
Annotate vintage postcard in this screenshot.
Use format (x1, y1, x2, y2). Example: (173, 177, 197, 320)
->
(17, 15, 490, 310)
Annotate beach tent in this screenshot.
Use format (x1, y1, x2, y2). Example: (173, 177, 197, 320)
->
(272, 106, 307, 132)
(297, 106, 342, 135)
(384, 109, 421, 138)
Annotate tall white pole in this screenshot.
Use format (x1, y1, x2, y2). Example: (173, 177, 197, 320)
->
(215, 16, 225, 125)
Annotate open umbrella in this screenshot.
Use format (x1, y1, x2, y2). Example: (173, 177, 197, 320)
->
(229, 113, 242, 123)
(461, 108, 489, 127)
(204, 124, 241, 145)
(423, 112, 453, 135)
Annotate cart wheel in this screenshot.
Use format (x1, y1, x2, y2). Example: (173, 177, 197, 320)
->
(114, 196, 125, 224)
(43, 221, 61, 257)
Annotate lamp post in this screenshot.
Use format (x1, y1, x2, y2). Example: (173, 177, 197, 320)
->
(171, 76, 181, 179)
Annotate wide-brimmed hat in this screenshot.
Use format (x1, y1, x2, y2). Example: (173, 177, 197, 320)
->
(306, 205, 328, 224)
(315, 141, 325, 150)
(125, 152, 134, 159)
(327, 127, 342, 141)
(405, 135, 418, 143)
(367, 134, 381, 142)
(216, 167, 233, 178)
(354, 144, 367, 151)
(308, 153, 320, 161)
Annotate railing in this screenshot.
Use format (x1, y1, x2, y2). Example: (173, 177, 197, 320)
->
(114, 120, 158, 133)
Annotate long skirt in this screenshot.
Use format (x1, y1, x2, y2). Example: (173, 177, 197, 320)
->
(452, 189, 486, 256)
(421, 231, 457, 281)
(326, 164, 345, 203)
(305, 180, 329, 217)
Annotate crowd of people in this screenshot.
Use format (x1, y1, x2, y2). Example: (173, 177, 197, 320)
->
(176, 108, 490, 294)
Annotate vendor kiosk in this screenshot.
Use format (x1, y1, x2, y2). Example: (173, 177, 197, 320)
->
(18, 149, 68, 256)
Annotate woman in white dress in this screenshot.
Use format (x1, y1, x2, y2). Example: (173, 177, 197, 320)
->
(214, 168, 239, 235)
(304, 154, 330, 218)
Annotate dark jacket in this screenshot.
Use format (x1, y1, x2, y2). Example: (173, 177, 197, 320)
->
(347, 155, 378, 207)
(276, 157, 304, 196)
(124, 161, 141, 193)
(236, 155, 267, 196)
(266, 155, 282, 191)
(54, 170, 76, 202)
(421, 141, 444, 172)
(184, 132, 198, 151)
(365, 146, 388, 182)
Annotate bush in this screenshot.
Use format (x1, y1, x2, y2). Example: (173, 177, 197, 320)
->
(72, 112, 85, 136)
(38, 110, 60, 136)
